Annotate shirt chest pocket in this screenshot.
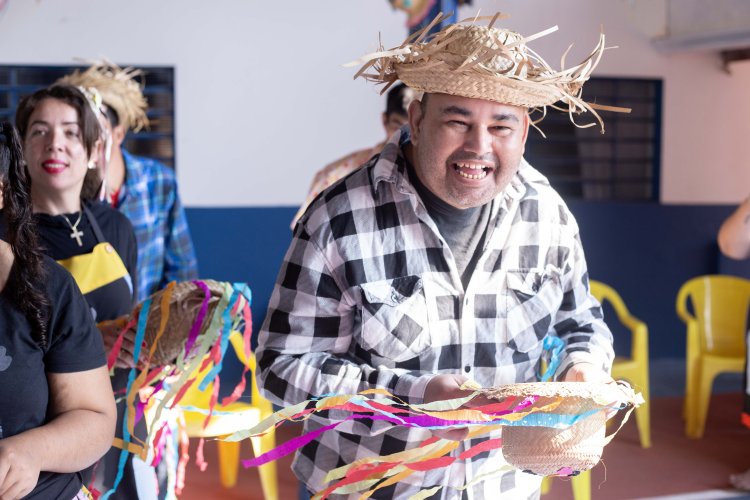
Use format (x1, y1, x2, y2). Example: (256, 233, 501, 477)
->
(358, 276, 430, 363)
(504, 266, 564, 353)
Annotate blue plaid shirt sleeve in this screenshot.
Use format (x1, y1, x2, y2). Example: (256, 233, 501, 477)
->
(160, 181, 199, 290)
(120, 150, 199, 301)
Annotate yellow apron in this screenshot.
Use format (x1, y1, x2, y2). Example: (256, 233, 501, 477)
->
(55, 205, 133, 313)
(57, 241, 129, 295)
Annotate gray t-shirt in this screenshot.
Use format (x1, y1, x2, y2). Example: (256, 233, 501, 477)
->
(407, 162, 492, 289)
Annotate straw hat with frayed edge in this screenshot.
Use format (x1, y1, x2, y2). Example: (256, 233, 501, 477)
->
(58, 59, 149, 132)
(348, 12, 630, 134)
(134, 280, 229, 365)
(481, 381, 642, 476)
(99, 280, 232, 366)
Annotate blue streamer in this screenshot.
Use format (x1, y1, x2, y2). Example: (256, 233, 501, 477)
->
(101, 297, 151, 499)
(495, 408, 600, 428)
(233, 282, 252, 306)
(538, 336, 565, 382)
(198, 287, 238, 391)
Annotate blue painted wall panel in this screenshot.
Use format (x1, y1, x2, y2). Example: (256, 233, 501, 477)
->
(185, 207, 294, 349)
(569, 202, 736, 359)
(186, 203, 746, 360)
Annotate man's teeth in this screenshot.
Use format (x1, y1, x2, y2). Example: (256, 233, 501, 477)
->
(455, 162, 489, 180)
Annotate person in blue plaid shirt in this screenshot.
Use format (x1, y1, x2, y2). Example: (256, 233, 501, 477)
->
(59, 62, 198, 302)
(258, 15, 622, 500)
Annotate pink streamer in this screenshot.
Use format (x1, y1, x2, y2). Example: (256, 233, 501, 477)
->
(105, 317, 137, 370)
(241, 422, 342, 468)
(183, 280, 211, 357)
(239, 395, 549, 470)
(220, 301, 253, 407)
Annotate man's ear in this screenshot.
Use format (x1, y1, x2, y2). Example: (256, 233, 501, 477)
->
(520, 110, 530, 156)
(112, 124, 127, 147)
(408, 99, 424, 146)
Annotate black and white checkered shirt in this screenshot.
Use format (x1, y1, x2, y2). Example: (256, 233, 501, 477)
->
(257, 130, 614, 499)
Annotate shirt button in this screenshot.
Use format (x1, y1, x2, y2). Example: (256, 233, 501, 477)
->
(105, 244, 114, 253)
(464, 365, 471, 373)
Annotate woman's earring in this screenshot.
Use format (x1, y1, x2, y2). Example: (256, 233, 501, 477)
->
(88, 160, 96, 170)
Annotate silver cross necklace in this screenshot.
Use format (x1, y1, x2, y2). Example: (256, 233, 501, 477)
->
(61, 212, 84, 246)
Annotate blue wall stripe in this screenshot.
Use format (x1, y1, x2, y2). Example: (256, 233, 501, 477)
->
(186, 202, 744, 361)
(186, 207, 292, 349)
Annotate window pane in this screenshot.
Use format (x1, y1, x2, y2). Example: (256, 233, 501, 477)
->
(527, 77, 661, 201)
(0, 64, 176, 170)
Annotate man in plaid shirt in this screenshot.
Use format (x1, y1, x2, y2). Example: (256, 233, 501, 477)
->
(258, 16, 617, 500)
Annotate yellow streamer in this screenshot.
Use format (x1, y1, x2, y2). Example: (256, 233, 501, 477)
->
(408, 486, 442, 500)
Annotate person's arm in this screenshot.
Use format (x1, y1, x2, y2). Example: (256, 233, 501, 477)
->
(552, 232, 615, 381)
(0, 366, 116, 499)
(161, 177, 198, 288)
(256, 225, 433, 407)
(718, 197, 750, 260)
(0, 261, 116, 499)
(124, 217, 138, 306)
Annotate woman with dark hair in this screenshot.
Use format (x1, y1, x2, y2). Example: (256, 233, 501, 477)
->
(0, 121, 115, 499)
(15, 84, 138, 326)
(15, 85, 149, 498)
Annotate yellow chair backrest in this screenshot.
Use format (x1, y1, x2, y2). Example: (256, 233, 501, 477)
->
(590, 280, 649, 362)
(676, 275, 750, 357)
(589, 279, 651, 448)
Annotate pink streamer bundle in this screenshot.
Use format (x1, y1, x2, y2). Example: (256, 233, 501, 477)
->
(100, 280, 253, 499)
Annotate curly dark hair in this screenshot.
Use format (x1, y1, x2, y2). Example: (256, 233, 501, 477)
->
(0, 122, 51, 346)
(15, 84, 103, 201)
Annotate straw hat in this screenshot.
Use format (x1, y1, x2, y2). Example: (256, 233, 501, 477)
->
(58, 59, 149, 132)
(351, 13, 629, 132)
(483, 381, 639, 476)
(134, 280, 228, 365)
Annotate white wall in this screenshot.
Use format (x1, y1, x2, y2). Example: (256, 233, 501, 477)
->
(1, 0, 748, 206)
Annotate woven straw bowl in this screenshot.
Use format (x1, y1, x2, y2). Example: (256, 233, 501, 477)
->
(136, 280, 226, 365)
(486, 382, 623, 476)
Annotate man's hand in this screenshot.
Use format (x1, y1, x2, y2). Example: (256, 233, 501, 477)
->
(0, 438, 40, 500)
(423, 374, 476, 441)
(561, 362, 614, 384)
(97, 317, 140, 369)
(563, 362, 619, 419)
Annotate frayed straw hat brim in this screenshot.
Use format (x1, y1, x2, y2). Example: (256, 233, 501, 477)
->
(483, 381, 629, 408)
(58, 59, 149, 132)
(137, 279, 227, 365)
(351, 13, 631, 133)
(397, 63, 564, 108)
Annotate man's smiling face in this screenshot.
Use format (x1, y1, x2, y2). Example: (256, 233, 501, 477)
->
(408, 93, 529, 208)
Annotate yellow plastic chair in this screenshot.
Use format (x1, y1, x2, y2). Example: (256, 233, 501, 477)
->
(590, 280, 651, 448)
(542, 281, 649, 499)
(676, 275, 750, 439)
(179, 332, 278, 499)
